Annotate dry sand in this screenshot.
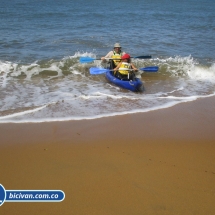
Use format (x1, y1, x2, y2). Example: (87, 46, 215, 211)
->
(0, 97, 215, 215)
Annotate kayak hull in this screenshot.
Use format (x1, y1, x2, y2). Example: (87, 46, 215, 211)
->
(105, 71, 144, 92)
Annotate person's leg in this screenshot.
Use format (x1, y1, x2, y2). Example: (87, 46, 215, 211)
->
(129, 72, 135, 81)
(109, 60, 116, 70)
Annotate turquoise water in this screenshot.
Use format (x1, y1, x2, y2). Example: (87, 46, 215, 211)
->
(0, 0, 215, 123)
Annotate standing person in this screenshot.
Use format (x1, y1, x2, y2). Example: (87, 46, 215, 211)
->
(113, 53, 138, 80)
(101, 43, 125, 69)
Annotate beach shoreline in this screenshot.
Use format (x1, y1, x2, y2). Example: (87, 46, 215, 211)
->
(0, 96, 215, 214)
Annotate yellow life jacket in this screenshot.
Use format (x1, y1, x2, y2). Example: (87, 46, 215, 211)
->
(118, 62, 131, 75)
(111, 51, 122, 66)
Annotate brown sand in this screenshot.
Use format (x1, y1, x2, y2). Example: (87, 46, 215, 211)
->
(0, 97, 215, 215)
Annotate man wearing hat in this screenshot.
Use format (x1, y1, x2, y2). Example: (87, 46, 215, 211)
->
(101, 43, 125, 69)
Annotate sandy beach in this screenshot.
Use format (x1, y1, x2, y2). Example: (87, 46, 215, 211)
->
(0, 96, 215, 215)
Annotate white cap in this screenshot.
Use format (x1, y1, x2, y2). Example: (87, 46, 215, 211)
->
(114, 43, 121, 48)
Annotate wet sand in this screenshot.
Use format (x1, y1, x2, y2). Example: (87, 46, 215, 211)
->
(0, 97, 215, 215)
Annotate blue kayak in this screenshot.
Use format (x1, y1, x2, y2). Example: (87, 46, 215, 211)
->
(105, 71, 144, 92)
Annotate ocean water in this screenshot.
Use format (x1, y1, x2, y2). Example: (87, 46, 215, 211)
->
(0, 0, 215, 123)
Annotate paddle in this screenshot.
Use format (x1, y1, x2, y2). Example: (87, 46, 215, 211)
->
(80, 55, 152, 63)
(89, 66, 158, 75)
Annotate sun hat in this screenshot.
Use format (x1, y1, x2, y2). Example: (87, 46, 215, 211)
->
(114, 43, 121, 48)
(121, 53, 130, 59)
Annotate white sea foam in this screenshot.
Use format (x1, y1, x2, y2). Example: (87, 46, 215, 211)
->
(0, 105, 47, 120)
(188, 63, 215, 81)
(1, 94, 215, 123)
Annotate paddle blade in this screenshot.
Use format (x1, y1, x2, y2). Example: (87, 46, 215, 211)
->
(90, 67, 110, 75)
(139, 66, 159, 72)
(133, 55, 152, 59)
(79, 57, 95, 63)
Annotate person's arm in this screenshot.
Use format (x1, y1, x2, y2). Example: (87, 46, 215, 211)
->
(101, 51, 113, 60)
(131, 63, 138, 71)
(113, 62, 122, 71)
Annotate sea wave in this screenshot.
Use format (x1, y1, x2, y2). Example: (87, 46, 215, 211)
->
(0, 53, 215, 123)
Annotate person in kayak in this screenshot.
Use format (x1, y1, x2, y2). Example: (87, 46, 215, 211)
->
(113, 53, 138, 81)
(101, 43, 125, 69)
